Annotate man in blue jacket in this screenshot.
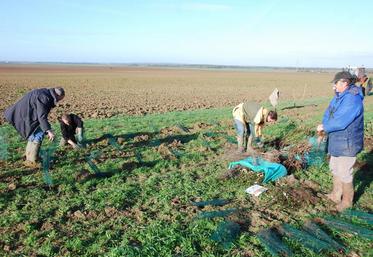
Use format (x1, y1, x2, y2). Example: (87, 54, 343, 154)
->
(317, 71, 364, 212)
(4, 87, 65, 167)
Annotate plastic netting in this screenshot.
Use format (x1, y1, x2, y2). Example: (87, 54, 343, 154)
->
(107, 134, 122, 150)
(85, 150, 102, 174)
(257, 229, 293, 257)
(303, 136, 327, 167)
(40, 144, 58, 186)
(302, 221, 347, 253)
(197, 208, 237, 219)
(176, 123, 190, 133)
(341, 209, 373, 225)
(0, 128, 8, 160)
(322, 217, 373, 239)
(280, 223, 332, 253)
(210, 221, 241, 249)
(192, 199, 230, 207)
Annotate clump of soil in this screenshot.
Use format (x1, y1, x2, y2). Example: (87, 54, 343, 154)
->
(134, 134, 150, 142)
(157, 143, 177, 160)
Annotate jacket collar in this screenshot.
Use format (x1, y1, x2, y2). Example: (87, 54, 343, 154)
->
(48, 88, 58, 106)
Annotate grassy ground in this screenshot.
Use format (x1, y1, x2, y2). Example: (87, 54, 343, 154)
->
(0, 97, 372, 256)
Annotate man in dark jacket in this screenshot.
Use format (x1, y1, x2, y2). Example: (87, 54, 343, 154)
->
(59, 113, 84, 149)
(4, 87, 65, 167)
(317, 71, 364, 212)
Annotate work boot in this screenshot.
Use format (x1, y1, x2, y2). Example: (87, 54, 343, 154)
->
(326, 176, 343, 204)
(336, 182, 354, 212)
(24, 141, 41, 168)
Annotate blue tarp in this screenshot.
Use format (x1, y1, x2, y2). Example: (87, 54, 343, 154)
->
(228, 157, 287, 183)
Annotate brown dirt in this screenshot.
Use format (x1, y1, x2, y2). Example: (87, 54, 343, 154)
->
(0, 64, 341, 125)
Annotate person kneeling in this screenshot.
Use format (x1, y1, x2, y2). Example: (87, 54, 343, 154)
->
(59, 113, 84, 149)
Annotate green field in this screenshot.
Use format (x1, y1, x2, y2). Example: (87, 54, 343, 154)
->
(0, 97, 372, 257)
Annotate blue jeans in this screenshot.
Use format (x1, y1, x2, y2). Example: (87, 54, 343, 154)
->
(28, 127, 45, 143)
(234, 120, 254, 138)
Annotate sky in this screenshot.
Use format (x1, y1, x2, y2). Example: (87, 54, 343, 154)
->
(1, 0, 372, 67)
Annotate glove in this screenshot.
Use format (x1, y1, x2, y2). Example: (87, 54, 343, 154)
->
(254, 137, 264, 148)
(76, 128, 83, 143)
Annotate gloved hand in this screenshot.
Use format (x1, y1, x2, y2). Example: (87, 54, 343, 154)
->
(76, 128, 83, 143)
(77, 142, 84, 149)
(254, 137, 264, 148)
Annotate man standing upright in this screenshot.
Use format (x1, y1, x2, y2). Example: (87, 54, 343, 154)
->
(317, 71, 364, 212)
(4, 87, 65, 167)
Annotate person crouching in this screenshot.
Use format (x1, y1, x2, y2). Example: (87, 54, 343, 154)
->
(59, 114, 84, 149)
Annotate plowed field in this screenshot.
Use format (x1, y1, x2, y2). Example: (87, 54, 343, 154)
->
(0, 64, 335, 124)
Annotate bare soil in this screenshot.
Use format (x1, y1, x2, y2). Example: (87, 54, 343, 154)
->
(0, 64, 337, 124)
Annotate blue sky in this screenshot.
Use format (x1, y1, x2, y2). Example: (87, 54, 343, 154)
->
(1, 0, 372, 67)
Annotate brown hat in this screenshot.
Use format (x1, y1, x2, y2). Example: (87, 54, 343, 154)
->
(330, 71, 353, 83)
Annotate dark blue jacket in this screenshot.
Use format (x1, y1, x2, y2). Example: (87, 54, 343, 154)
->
(4, 88, 57, 140)
(322, 85, 364, 157)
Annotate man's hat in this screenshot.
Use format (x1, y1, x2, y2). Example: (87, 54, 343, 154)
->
(330, 71, 353, 83)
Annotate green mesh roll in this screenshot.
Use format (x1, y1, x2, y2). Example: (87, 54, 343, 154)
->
(210, 221, 240, 249)
(192, 199, 229, 207)
(302, 221, 347, 253)
(323, 217, 373, 240)
(341, 209, 373, 225)
(257, 229, 293, 257)
(280, 223, 332, 253)
(197, 208, 237, 219)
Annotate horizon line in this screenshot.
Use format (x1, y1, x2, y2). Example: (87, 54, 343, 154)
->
(0, 61, 366, 70)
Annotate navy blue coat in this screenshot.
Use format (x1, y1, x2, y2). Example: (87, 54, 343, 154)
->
(322, 85, 364, 157)
(4, 88, 58, 140)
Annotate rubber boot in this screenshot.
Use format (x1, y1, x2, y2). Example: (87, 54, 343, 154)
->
(237, 136, 245, 153)
(24, 141, 41, 168)
(336, 182, 354, 212)
(246, 135, 254, 152)
(326, 176, 343, 204)
(25, 141, 32, 161)
(59, 138, 67, 147)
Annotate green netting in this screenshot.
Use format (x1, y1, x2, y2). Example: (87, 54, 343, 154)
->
(302, 221, 347, 253)
(85, 151, 102, 174)
(341, 210, 373, 225)
(280, 223, 332, 253)
(210, 221, 240, 249)
(303, 136, 327, 167)
(134, 151, 143, 164)
(257, 229, 293, 257)
(176, 123, 190, 133)
(170, 148, 183, 158)
(0, 128, 8, 160)
(322, 217, 373, 239)
(107, 134, 122, 150)
(192, 199, 229, 207)
(197, 208, 237, 219)
(85, 158, 101, 174)
(40, 145, 57, 186)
